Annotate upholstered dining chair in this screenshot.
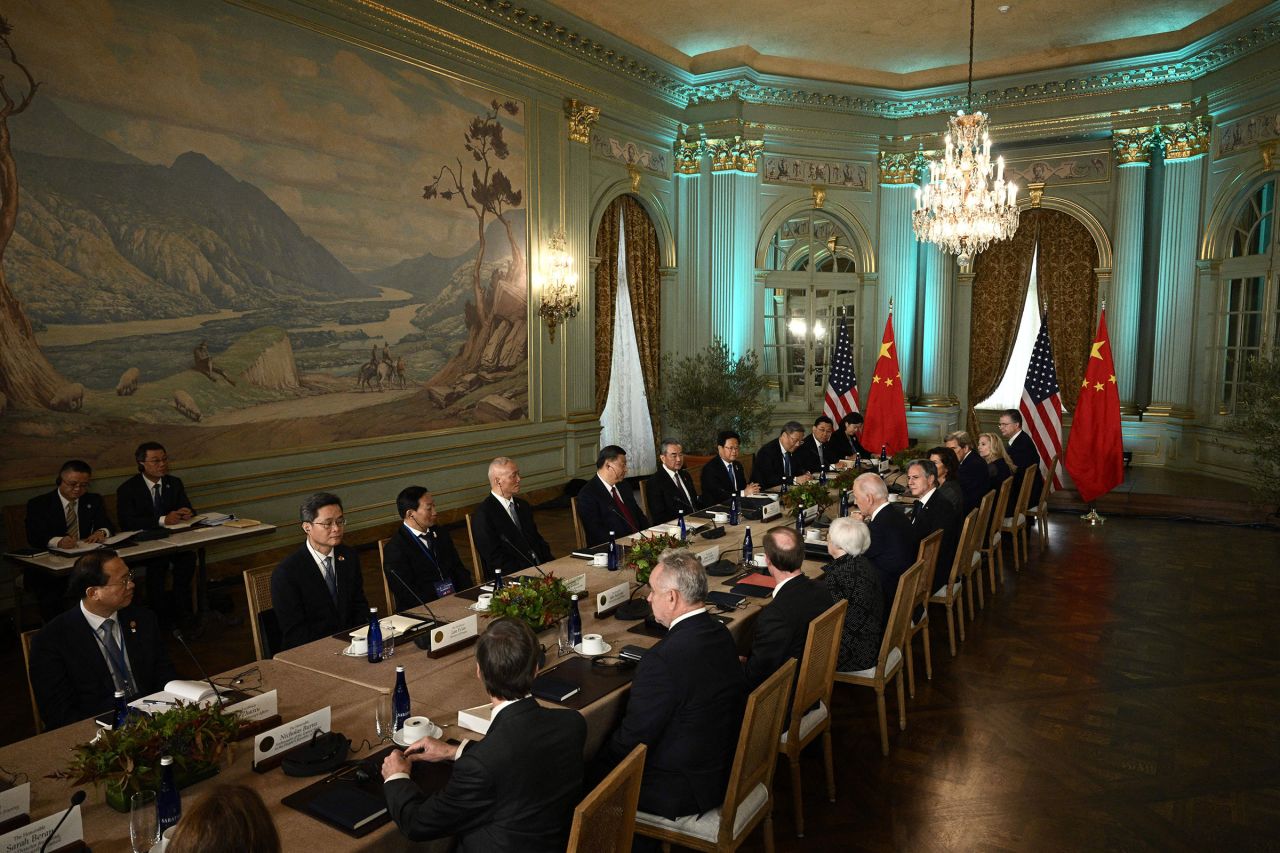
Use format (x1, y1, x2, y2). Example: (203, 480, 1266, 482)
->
(1024, 453, 1060, 554)
(905, 530, 942, 698)
(570, 496, 586, 550)
(980, 477, 1014, 596)
(567, 744, 646, 853)
(1002, 469, 1037, 572)
(929, 508, 980, 656)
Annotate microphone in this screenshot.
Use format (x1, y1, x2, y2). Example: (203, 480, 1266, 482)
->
(173, 629, 225, 708)
(499, 533, 546, 577)
(381, 564, 443, 649)
(39, 790, 86, 853)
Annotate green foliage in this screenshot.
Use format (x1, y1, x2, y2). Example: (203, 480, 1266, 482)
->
(623, 532, 683, 587)
(891, 449, 917, 470)
(659, 338, 775, 455)
(1229, 355, 1280, 509)
(781, 480, 835, 517)
(489, 573, 572, 631)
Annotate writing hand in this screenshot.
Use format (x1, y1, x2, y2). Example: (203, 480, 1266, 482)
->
(84, 530, 108, 544)
(402, 736, 456, 763)
(381, 749, 411, 779)
(744, 483, 761, 496)
(57, 535, 76, 550)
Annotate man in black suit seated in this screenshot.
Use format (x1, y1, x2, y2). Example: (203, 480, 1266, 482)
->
(851, 473, 916, 622)
(382, 486, 473, 610)
(742, 526, 834, 691)
(29, 550, 177, 730)
(471, 457, 553, 579)
(828, 412, 872, 460)
(594, 549, 747, 819)
(25, 459, 115, 620)
(946, 430, 990, 512)
(116, 442, 197, 626)
(576, 445, 649, 545)
(381, 618, 586, 851)
(905, 460, 963, 595)
(751, 421, 813, 491)
(999, 409, 1044, 506)
(271, 492, 370, 651)
(700, 430, 761, 506)
(646, 438, 703, 524)
(794, 415, 839, 476)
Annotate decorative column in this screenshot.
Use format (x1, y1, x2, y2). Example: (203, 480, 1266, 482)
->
(919, 238, 955, 405)
(1110, 128, 1155, 412)
(708, 136, 762, 356)
(1148, 118, 1210, 418)
(673, 137, 711, 359)
(877, 152, 922, 399)
(561, 99, 599, 417)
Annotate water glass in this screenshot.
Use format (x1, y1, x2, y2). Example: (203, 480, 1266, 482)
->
(556, 618, 572, 657)
(374, 694, 394, 742)
(130, 790, 159, 853)
(383, 619, 396, 659)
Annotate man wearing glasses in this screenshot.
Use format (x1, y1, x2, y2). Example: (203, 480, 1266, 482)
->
(25, 459, 115, 619)
(272, 492, 370, 651)
(29, 550, 176, 730)
(576, 445, 649, 546)
(645, 439, 703, 525)
(700, 430, 761, 507)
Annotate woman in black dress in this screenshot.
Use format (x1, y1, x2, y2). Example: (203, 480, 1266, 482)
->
(977, 431, 1017, 490)
(823, 517, 884, 673)
(927, 445, 965, 514)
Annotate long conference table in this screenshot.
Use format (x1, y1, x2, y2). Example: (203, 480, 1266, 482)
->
(0, 512, 834, 851)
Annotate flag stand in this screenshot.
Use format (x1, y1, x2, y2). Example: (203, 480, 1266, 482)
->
(1080, 505, 1106, 525)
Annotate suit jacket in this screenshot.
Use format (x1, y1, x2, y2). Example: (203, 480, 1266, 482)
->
(26, 489, 114, 548)
(1006, 432, 1044, 504)
(794, 434, 835, 475)
(751, 439, 796, 490)
(910, 493, 963, 594)
(597, 611, 747, 819)
(116, 473, 194, 530)
(471, 495, 553, 579)
(645, 467, 702, 524)
(743, 574, 835, 691)
(29, 603, 177, 729)
(865, 503, 917, 621)
(271, 544, 370, 650)
(576, 476, 648, 545)
(382, 525, 473, 610)
(384, 697, 586, 852)
(700, 458, 747, 507)
(956, 451, 989, 513)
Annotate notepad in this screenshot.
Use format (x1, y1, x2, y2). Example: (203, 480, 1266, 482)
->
(306, 784, 387, 831)
(532, 674, 581, 703)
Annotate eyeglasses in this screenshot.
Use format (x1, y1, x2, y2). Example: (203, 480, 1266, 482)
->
(99, 571, 135, 588)
(62, 481, 91, 491)
(308, 518, 347, 529)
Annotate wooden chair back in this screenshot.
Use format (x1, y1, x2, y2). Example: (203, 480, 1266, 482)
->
(570, 496, 586, 550)
(914, 529, 943, 611)
(786, 599, 848, 737)
(880, 560, 926, 675)
(464, 514, 485, 586)
(636, 480, 652, 521)
(1037, 454, 1060, 514)
(988, 477, 1013, 544)
(1013, 466, 1037, 521)
(974, 489, 995, 551)
(945, 508, 980, 589)
(376, 537, 395, 614)
(243, 564, 279, 660)
(567, 744, 646, 853)
(20, 629, 43, 734)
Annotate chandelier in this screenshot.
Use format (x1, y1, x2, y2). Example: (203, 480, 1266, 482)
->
(537, 230, 579, 343)
(912, 0, 1019, 266)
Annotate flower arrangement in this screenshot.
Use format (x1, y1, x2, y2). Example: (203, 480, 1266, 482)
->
(623, 532, 682, 586)
(489, 573, 572, 631)
(781, 479, 835, 517)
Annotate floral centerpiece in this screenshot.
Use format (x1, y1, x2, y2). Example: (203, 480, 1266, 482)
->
(56, 702, 239, 812)
(488, 573, 572, 631)
(781, 479, 836, 518)
(623, 532, 683, 587)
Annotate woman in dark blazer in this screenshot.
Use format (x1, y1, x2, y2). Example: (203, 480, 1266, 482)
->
(822, 517, 884, 673)
(978, 431, 1017, 491)
(928, 446, 965, 514)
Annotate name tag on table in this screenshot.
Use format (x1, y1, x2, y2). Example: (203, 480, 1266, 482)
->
(761, 500, 782, 520)
(428, 614, 479, 659)
(799, 505, 820, 523)
(253, 706, 331, 770)
(0, 784, 30, 834)
(227, 689, 278, 724)
(695, 545, 721, 567)
(0, 804, 81, 853)
(564, 573, 588, 595)
(596, 582, 630, 618)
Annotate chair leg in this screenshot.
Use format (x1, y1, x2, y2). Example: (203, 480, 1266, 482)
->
(986, 549, 997, 595)
(996, 544, 1005, 585)
(905, 636, 917, 698)
(1039, 513, 1049, 552)
(964, 577, 975, 620)
(763, 812, 776, 853)
(922, 622, 933, 680)
(822, 730, 836, 802)
(975, 567, 986, 611)
(956, 600, 966, 643)
(944, 604, 956, 656)
(1011, 527, 1022, 572)
(895, 670, 907, 731)
(875, 687, 890, 756)
(789, 755, 805, 838)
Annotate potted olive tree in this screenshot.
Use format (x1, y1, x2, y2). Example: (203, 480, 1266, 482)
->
(658, 338, 775, 459)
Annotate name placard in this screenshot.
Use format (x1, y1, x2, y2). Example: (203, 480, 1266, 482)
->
(0, 784, 30, 833)
(227, 689, 278, 723)
(428, 614, 479, 658)
(564, 573, 588, 595)
(0, 805, 81, 853)
(596, 581, 631, 618)
(253, 706, 331, 769)
(801, 505, 820, 522)
(762, 500, 782, 520)
(695, 545, 721, 567)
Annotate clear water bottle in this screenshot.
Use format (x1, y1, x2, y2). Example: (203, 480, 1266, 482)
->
(567, 594, 583, 647)
(742, 526, 753, 565)
(157, 755, 181, 832)
(494, 568, 504, 590)
(796, 504, 807, 538)
(392, 666, 410, 731)
(367, 607, 383, 663)
(113, 689, 130, 729)
(728, 493, 740, 526)
(677, 510, 687, 540)
(607, 532, 619, 571)
(839, 488, 849, 518)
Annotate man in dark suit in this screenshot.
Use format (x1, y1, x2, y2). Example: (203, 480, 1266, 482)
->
(751, 421, 812, 491)
(594, 549, 747, 819)
(29, 550, 177, 730)
(116, 442, 197, 625)
(829, 412, 872, 460)
(999, 409, 1044, 505)
(646, 439, 703, 524)
(700, 430, 761, 506)
(576, 445, 649, 545)
(25, 460, 115, 620)
(852, 473, 916, 620)
(381, 618, 586, 851)
(471, 457, 553, 579)
(794, 416, 837, 475)
(743, 527, 834, 690)
(383, 486, 474, 610)
(946, 430, 990, 512)
(271, 492, 370, 651)
(906, 460, 963, 594)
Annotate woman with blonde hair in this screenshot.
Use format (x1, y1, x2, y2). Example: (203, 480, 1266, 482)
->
(977, 431, 1017, 491)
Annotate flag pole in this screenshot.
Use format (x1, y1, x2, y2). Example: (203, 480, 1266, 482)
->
(1079, 296, 1108, 525)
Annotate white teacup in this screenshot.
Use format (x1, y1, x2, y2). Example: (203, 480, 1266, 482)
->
(476, 593, 493, 611)
(888, 492, 899, 502)
(347, 636, 368, 655)
(713, 512, 730, 523)
(666, 525, 681, 536)
(580, 633, 606, 655)
(751, 553, 767, 568)
(591, 552, 609, 567)
(401, 716, 438, 742)
(805, 529, 822, 542)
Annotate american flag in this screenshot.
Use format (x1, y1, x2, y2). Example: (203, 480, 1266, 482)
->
(824, 315, 860, 421)
(1019, 314, 1064, 489)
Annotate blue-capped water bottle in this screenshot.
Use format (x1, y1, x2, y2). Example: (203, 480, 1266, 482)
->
(157, 755, 181, 833)
(113, 689, 130, 729)
(728, 492, 740, 526)
(392, 666, 411, 731)
(493, 568, 505, 590)
(880, 444, 888, 463)
(567, 594, 583, 647)
(819, 464, 828, 484)
(677, 510, 687, 540)
(607, 532, 619, 571)
(742, 526, 753, 566)
(367, 607, 383, 663)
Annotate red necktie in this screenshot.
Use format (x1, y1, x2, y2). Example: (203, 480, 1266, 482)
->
(611, 487, 638, 531)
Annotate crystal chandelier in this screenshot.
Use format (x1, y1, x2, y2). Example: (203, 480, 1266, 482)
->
(912, 0, 1019, 266)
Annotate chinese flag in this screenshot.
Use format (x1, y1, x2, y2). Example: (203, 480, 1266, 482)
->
(861, 314, 909, 456)
(1064, 310, 1124, 503)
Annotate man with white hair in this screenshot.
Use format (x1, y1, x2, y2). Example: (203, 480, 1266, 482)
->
(851, 473, 915, 620)
(471, 457, 553, 579)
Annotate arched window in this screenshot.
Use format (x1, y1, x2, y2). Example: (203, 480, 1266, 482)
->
(1218, 176, 1279, 413)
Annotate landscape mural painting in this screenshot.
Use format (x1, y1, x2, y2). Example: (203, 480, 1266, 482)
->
(0, 0, 529, 483)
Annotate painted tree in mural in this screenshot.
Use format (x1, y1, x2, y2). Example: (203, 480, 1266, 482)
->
(0, 16, 64, 409)
(423, 99, 525, 384)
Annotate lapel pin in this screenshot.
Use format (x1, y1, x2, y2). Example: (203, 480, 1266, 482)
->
(129, 620, 138, 634)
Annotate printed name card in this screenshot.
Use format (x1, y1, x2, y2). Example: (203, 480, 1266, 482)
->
(227, 689, 278, 723)
(0, 804, 81, 853)
(695, 545, 721, 567)
(428, 614, 479, 658)
(596, 581, 631, 617)
(0, 784, 30, 831)
(761, 500, 782, 520)
(564, 573, 588, 595)
(801, 505, 820, 522)
(253, 706, 331, 769)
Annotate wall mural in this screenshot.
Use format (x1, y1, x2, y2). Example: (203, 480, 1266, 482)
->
(0, 0, 528, 483)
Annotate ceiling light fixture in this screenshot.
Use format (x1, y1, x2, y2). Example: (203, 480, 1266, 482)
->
(911, 0, 1020, 266)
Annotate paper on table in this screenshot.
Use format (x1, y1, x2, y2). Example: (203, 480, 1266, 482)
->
(349, 614, 426, 640)
(222, 518, 261, 528)
(48, 541, 103, 555)
(163, 514, 207, 530)
(104, 530, 140, 545)
(129, 679, 221, 710)
(197, 512, 235, 526)
(735, 572, 777, 589)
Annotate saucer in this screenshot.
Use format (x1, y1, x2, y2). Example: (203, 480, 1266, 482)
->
(341, 648, 367, 658)
(573, 641, 612, 657)
(393, 724, 442, 746)
(468, 603, 492, 613)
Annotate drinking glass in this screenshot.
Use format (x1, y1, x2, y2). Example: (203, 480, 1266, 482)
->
(384, 619, 396, 659)
(375, 694, 394, 743)
(129, 790, 159, 853)
(556, 618, 572, 657)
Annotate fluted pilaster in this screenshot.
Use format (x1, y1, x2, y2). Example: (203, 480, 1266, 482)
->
(710, 170, 757, 355)
(1110, 161, 1147, 410)
(919, 241, 955, 404)
(877, 183, 920, 396)
(1148, 155, 1203, 417)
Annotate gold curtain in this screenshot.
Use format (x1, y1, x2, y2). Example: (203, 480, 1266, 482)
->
(593, 196, 662, 429)
(1034, 209, 1099, 412)
(966, 213, 1040, 437)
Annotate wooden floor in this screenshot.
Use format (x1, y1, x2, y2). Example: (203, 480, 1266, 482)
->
(4, 504, 1278, 851)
